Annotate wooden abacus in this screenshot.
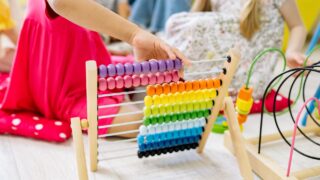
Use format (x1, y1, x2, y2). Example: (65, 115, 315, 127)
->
(71, 48, 253, 180)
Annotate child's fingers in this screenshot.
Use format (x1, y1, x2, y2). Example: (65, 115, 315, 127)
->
(160, 42, 176, 60)
(172, 48, 191, 66)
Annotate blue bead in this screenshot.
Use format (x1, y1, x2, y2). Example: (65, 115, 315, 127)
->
(177, 138, 183, 145)
(173, 131, 180, 139)
(167, 132, 173, 139)
(160, 133, 166, 141)
(186, 129, 191, 136)
(179, 130, 185, 138)
(154, 134, 160, 141)
(138, 136, 144, 145)
(146, 135, 153, 143)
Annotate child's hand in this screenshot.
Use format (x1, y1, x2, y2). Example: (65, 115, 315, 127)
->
(131, 29, 191, 66)
(286, 52, 306, 68)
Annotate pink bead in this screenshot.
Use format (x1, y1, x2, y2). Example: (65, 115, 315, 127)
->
(148, 74, 157, 85)
(140, 74, 149, 86)
(172, 70, 180, 82)
(156, 73, 165, 84)
(124, 75, 133, 88)
(132, 74, 140, 87)
(164, 72, 172, 83)
(115, 76, 124, 89)
(98, 78, 107, 91)
(107, 77, 116, 90)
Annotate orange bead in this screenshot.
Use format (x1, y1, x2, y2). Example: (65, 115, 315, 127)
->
(238, 86, 253, 101)
(185, 81, 193, 91)
(146, 85, 156, 96)
(177, 81, 185, 92)
(206, 79, 214, 89)
(155, 84, 163, 95)
(199, 79, 207, 89)
(170, 82, 178, 93)
(213, 79, 221, 88)
(192, 80, 200, 90)
(163, 83, 170, 94)
(237, 114, 247, 124)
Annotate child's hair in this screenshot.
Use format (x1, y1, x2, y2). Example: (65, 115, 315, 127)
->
(239, 0, 260, 40)
(192, 0, 261, 40)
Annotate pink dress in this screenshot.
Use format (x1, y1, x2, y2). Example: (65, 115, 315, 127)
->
(0, 0, 124, 142)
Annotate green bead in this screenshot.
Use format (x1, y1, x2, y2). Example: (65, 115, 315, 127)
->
(178, 114, 184, 121)
(172, 114, 178, 122)
(165, 115, 171, 123)
(191, 111, 197, 119)
(197, 111, 204, 118)
(184, 112, 191, 120)
(143, 117, 150, 125)
(158, 115, 164, 124)
(204, 110, 210, 117)
(151, 116, 158, 124)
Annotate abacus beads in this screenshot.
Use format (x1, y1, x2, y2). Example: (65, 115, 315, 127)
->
(236, 86, 254, 124)
(146, 79, 221, 96)
(98, 59, 182, 77)
(98, 70, 179, 91)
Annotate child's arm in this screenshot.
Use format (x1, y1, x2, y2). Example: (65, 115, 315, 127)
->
(117, 0, 130, 19)
(279, 0, 307, 68)
(48, 0, 189, 63)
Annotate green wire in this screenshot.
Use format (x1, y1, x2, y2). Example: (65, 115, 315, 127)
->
(245, 48, 287, 89)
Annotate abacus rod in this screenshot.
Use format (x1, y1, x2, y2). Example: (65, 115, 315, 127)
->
(98, 89, 146, 98)
(185, 69, 222, 76)
(98, 146, 138, 154)
(98, 120, 143, 129)
(98, 138, 137, 145)
(98, 153, 137, 161)
(190, 58, 228, 63)
(98, 101, 144, 109)
(98, 111, 143, 119)
(98, 129, 139, 138)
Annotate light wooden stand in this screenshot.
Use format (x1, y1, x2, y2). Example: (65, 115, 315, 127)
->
(71, 48, 255, 180)
(224, 116, 320, 179)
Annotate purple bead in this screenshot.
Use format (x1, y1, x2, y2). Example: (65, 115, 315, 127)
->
(174, 59, 182, 70)
(107, 64, 116, 77)
(166, 60, 174, 71)
(133, 62, 142, 74)
(141, 62, 150, 73)
(99, 65, 107, 78)
(116, 63, 125, 76)
(149, 60, 159, 73)
(124, 63, 133, 75)
(158, 61, 166, 72)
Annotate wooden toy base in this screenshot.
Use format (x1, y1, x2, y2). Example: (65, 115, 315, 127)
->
(224, 119, 320, 180)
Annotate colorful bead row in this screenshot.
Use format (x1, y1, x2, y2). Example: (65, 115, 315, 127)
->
(143, 100, 214, 117)
(98, 59, 182, 78)
(236, 86, 254, 124)
(143, 109, 210, 126)
(138, 135, 201, 152)
(138, 127, 204, 146)
(137, 142, 199, 158)
(146, 79, 221, 96)
(98, 71, 179, 91)
(144, 89, 217, 107)
(139, 117, 206, 136)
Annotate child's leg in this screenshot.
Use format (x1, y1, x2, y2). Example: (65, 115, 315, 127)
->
(108, 101, 143, 138)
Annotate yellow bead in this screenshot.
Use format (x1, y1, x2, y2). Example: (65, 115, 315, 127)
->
(167, 93, 174, 104)
(165, 104, 173, 113)
(222, 121, 228, 127)
(159, 94, 168, 105)
(236, 97, 253, 115)
(209, 89, 217, 99)
(144, 96, 153, 107)
(180, 103, 187, 112)
(151, 105, 159, 115)
(203, 89, 211, 100)
(144, 107, 151, 117)
(189, 91, 196, 101)
(81, 119, 89, 129)
(187, 102, 193, 111)
(174, 92, 182, 103)
(159, 104, 166, 114)
(206, 99, 213, 109)
(193, 101, 200, 111)
(181, 92, 188, 103)
(314, 109, 320, 120)
(153, 95, 161, 105)
(173, 104, 180, 113)
(200, 101, 206, 110)
(194, 90, 202, 101)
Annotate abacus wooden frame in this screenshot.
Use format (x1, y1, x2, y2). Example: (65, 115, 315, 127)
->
(71, 48, 254, 180)
(224, 116, 320, 180)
